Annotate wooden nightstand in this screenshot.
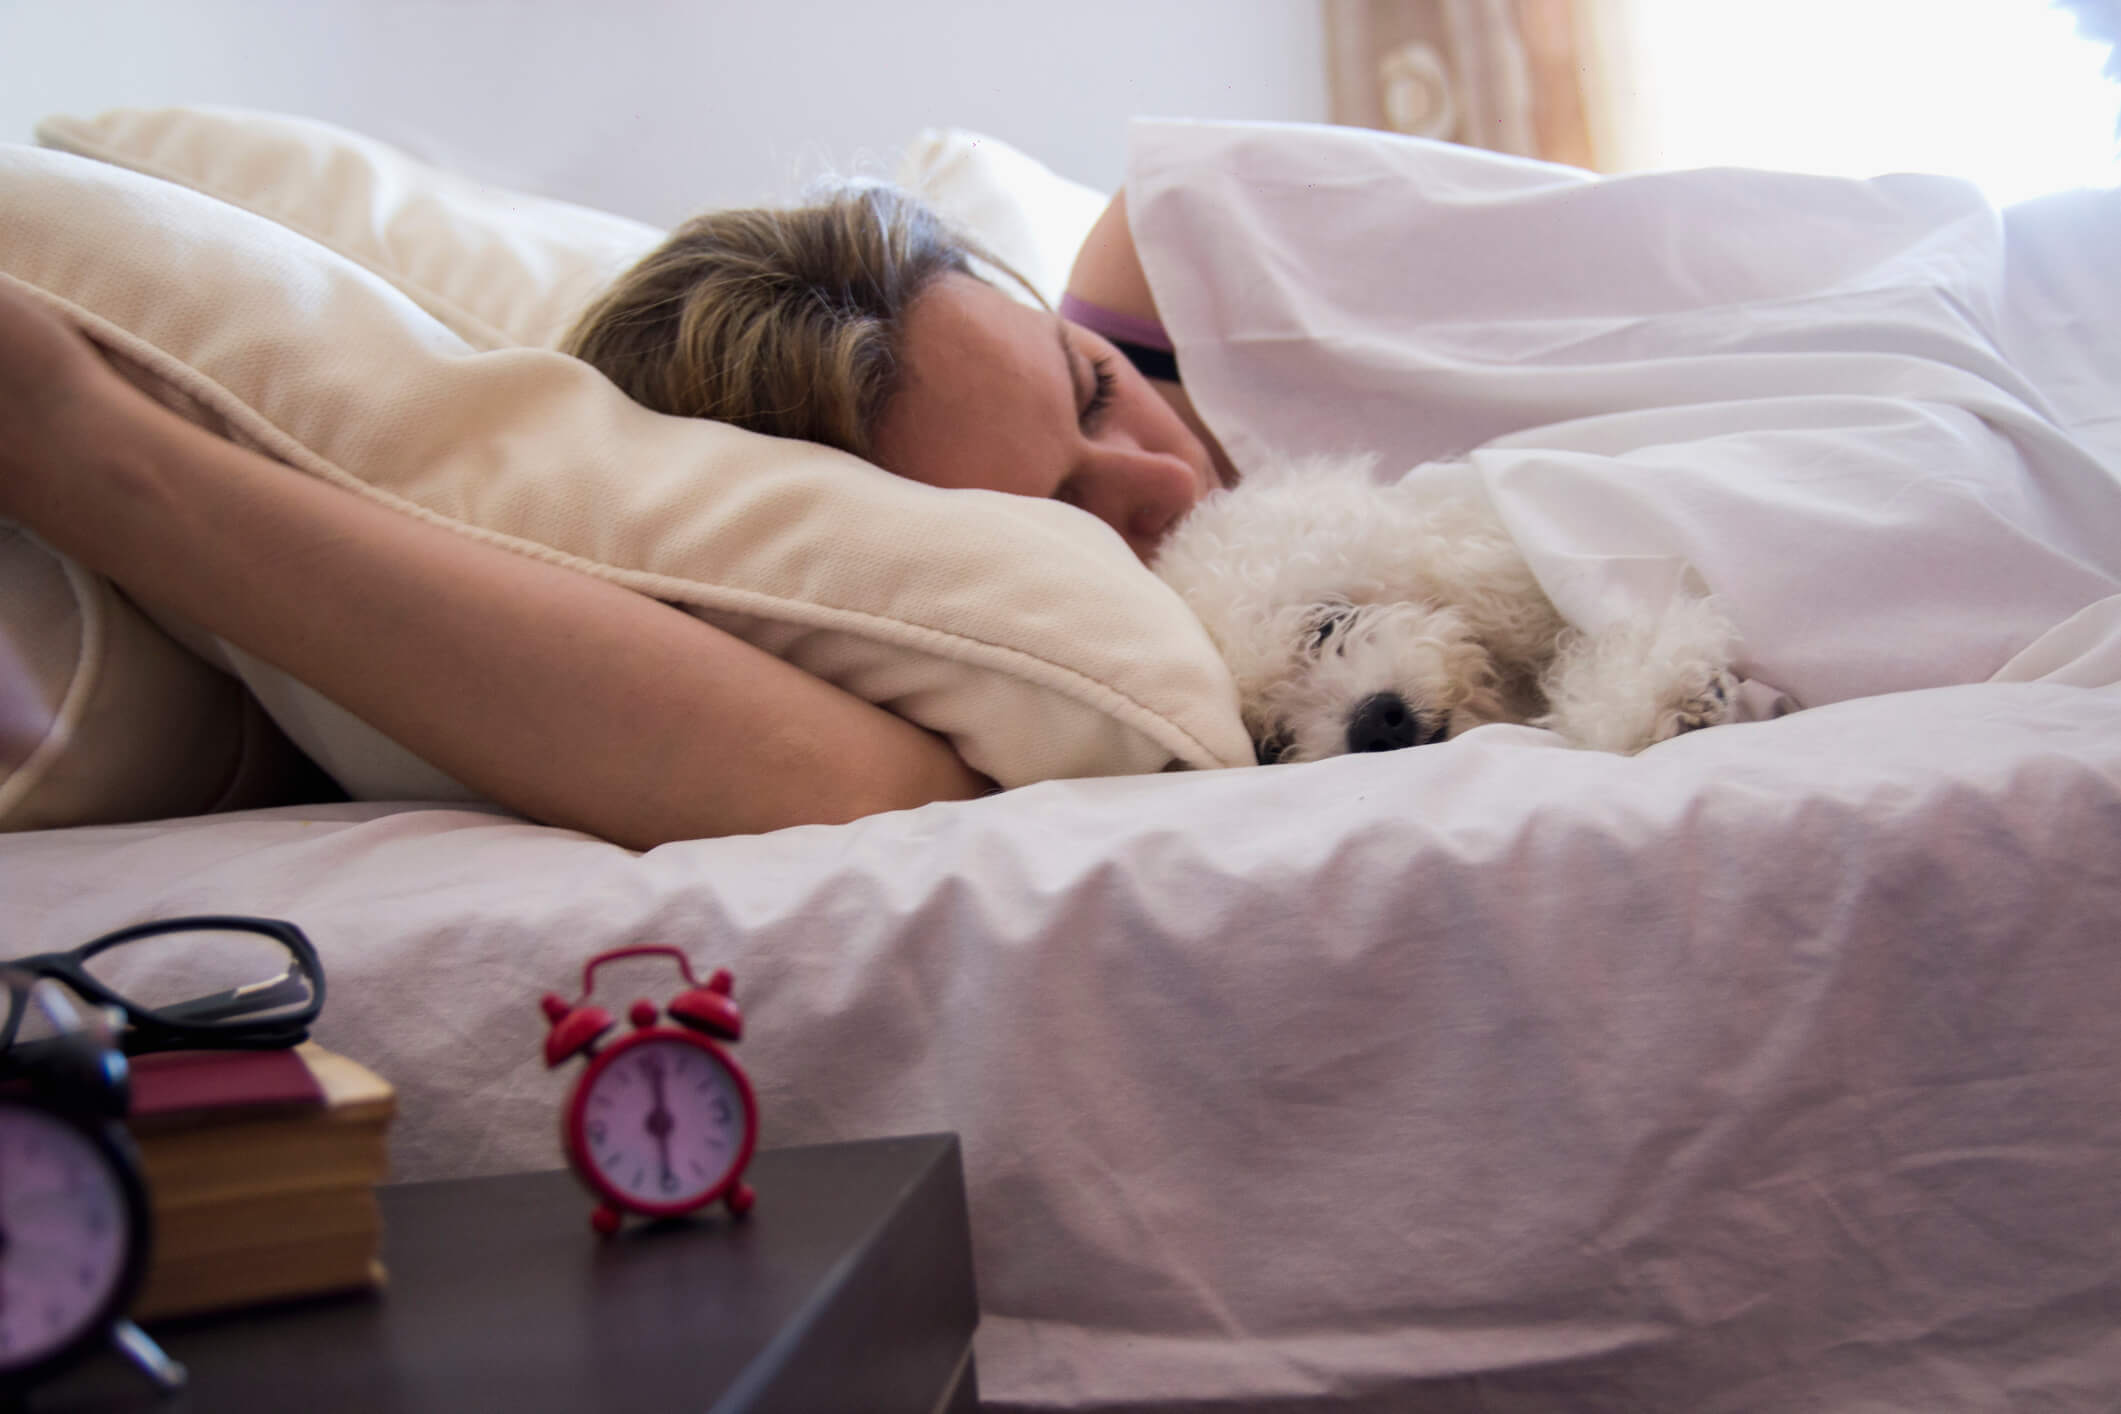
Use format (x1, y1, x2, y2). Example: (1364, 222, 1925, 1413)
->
(44, 1133, 979, 1413)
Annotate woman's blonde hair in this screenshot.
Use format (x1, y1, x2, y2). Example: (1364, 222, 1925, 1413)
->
(562, 184, 1029, 461)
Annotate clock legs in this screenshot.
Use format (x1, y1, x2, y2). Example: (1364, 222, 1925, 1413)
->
(112, 1319, 187, 1393)
(589, 1183, 750, 1233)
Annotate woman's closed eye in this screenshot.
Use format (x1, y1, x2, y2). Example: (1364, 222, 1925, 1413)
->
(1079, 353, 1117, 430)
(1053, 346, 1118, 507)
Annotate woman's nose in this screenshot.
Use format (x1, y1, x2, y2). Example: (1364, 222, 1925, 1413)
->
(1075, 444, 1202, 561)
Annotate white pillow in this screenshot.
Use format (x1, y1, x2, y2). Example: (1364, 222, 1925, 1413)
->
(1, 114, 1250, 814)
(896, 127, 1111, 308)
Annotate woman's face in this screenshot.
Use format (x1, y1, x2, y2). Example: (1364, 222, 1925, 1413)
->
(871, 273, 1223, 564)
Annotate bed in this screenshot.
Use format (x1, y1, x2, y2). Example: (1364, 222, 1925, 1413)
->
(5, 109, 2120, 1413)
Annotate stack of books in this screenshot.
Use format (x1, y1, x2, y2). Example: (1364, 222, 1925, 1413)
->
(126, 1042, 395, 1320)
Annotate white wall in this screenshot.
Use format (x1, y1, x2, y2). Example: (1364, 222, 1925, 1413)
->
(1, 0, 1329, 225)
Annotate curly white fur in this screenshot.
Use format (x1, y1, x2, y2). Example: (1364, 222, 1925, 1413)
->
(1154, 455, 1738, 761)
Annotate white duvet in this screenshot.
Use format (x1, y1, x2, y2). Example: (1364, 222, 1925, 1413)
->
(6, 123, 2121, 1412)
(1128, 119, 2121, 710)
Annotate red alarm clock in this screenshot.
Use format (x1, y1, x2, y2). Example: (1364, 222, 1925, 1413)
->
(539, 945, 758, 1236)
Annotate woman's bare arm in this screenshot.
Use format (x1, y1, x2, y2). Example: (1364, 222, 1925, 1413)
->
(0, 285, 989, 848)
(1065, 191, 1164, 322)
(1064, 192, 1237, 485)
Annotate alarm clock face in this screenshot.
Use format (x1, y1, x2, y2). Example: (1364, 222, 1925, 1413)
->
(0, 1100, 144, 1380)
(569, 1033, 755, 1216)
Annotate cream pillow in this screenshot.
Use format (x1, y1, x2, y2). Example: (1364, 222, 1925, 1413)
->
(36, 106, 665, 351)
(0, 128, 1249, 813)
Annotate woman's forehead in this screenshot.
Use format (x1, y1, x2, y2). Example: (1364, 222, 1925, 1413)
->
(874, 275, 1072, 493)
(905, 276, 1057, 390)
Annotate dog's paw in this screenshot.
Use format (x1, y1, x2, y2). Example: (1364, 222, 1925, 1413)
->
(1538, 612, 1739, 754)
(1661, 670, 1737, 741)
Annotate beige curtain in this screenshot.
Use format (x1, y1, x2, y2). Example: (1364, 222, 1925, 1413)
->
(1329, 3, 2119, 174)
(1324, 0, 1600, 168)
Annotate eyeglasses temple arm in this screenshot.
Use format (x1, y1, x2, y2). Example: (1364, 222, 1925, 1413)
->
(153, 970, 313, 1026)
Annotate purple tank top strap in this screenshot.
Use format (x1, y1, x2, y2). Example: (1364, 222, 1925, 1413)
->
(1058, 292, 1174, 353)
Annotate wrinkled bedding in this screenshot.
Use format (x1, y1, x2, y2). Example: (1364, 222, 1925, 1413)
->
(6, 680, 2119, 1411)
(7, 122, 2121, 1412)
(1129, 120, 2121, 708)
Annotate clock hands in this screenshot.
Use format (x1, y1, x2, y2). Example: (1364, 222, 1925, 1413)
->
(642, 1054, 675, 1187)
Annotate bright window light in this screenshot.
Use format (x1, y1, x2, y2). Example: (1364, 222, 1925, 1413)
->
(1603, 0, 2121, 204)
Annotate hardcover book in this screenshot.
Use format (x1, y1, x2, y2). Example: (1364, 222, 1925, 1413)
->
(128, 1043, 394, 1320)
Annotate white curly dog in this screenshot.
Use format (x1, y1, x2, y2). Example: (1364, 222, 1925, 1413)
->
(1153, 455, 1739, 763)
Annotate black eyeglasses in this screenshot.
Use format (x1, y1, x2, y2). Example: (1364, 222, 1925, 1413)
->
(1, 916, 325, 1069)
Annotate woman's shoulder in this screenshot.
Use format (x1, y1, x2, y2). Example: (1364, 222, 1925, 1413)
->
(1064, 191, 1163, 329)
(1063, 190, 1238, 484)
(1062, 191, 1179, 381)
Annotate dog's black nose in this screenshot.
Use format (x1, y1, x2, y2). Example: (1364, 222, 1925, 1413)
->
(1345, 692, 1432, 753)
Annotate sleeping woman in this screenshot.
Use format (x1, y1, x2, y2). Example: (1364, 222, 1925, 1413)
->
(0, 182, 1222, 849)
(563, 185, 1238, 563)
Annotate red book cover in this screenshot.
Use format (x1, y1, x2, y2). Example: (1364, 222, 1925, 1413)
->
(128, 1048, 325, 1120)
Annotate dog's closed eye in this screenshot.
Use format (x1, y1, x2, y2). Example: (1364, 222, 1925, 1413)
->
(1308, 605, 1355, 655)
